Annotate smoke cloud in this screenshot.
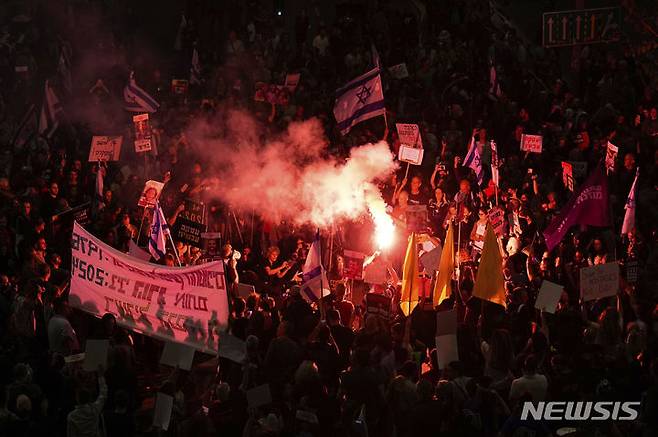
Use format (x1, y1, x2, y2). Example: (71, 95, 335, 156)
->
(185, 109, 396, 228)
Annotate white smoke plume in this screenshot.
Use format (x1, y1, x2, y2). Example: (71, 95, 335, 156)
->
(185, 109, 396, 229)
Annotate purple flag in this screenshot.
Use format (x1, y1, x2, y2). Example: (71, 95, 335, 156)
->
(543, 167, 609, 251)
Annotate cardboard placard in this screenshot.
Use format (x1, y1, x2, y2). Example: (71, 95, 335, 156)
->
(83, 339, 109, 371)
(625, 260, 638, 284)
(365, 293, 391, 321)
(88, 136, 122, 162)
(132, 113, 152, 153)
(174, 199, 207, 247)
(535, 280, 563, 314)
(396, 123, 423, 148)
(160, 341, 195, 371)
(201, 232, 222, 256)
(487, 207, 506, 237)
(388, 63, 409, 79)
(137, 180, 165, 208)
(520, 134, 543, 153)
(398, 145, 424, 165)
(343, 250, 366, 280)
(580, 262, 619, 301)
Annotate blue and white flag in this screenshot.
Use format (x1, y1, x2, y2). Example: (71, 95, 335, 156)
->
(190, 46, 201, 85)
(301, 232, 331, 303)
(333, 68, 385, 135)
(464, 136, 483, 185)
(621, 168, 639, 235)
(124, 72, 159, 113)
(149, 202, 170, 261)
(38, 80, 63, 138)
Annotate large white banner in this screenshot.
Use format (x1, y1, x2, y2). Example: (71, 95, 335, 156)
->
(69, 222, 229, 354)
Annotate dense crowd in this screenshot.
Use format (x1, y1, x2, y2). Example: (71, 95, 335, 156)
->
(1, 1, 658, 436)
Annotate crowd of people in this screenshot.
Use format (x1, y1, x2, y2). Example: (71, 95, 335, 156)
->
(1, 0, 658, 436)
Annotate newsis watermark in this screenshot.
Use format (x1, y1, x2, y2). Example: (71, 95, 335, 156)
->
(521, 401, 641, 421)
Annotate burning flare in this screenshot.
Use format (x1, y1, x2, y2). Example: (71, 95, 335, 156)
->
(366, 188, 395, 249)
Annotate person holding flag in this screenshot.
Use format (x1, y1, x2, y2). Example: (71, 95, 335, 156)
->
(301, 231, 331, 307)
(149, 201, 180, 265)
(621, 168, 639, 236)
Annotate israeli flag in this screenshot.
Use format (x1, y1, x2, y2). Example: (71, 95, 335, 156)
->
(621, 168, 638, 235)
(124, 72, 160, 113)
(149, 202, 170, 261)
(190, 46, 202, 85)
(463, 135, 484, 185)
(333, 68, 385, 135)
(38, 80, 63, 138)
(301, 232, 331, 303)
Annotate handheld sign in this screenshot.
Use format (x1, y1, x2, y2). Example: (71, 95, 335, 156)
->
(399, 145, 424, 165)
(174, 199, 207, 247)
(535, 280, 563, 314)
(487, 207, 506, 237)
(343, 250, 366, 280)
(133, 113, 152, 153)
(520, 134, 543, 153)
(605, 142, 618, 174)
(284, 73, 301, 92)
(171, 79, 189, 94)
(153, 393, 174, 431)
(388, 63, 409, 79)
(561, 162, 574, 191)
(569, 161, 587, 178)
(396, 123, 423, 148)
(160, 341, 195, 371)
(580, 262, 619, 301)
(137, 180, 164, 208)
(83, 339, 109, 371)
(88, 136, 122, 162)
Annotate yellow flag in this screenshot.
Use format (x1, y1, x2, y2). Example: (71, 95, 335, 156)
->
(400, 232, 420, 316)
(473, 224, 507, 308)
(433, 222, 455, 307)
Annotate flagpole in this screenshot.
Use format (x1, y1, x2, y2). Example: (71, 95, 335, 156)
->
(317, 228, 326, 321)
(136, 207, 148, 244)
(167, 232, 182, 266)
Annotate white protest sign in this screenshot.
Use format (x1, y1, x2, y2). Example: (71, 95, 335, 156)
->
(535, 280, 563, 314)
(396, 123, 423, 148)
(83, 339, 109, 371)
(246, 384, 272, 408)
(153, 393, 174, 431)
(69, 222, 229, 354)
(435, 334, 459, 370)
(137, 180, 164, 208)
(88, 136, 122, 162)
(520, 134, 543, 153)
(160, 341, 196, 371)
(605, 142, 618, 174)
(580, 262, 619, 302)
(436, 309, 458, 336)
(388, 63, 409, 79)
(398, 145, 424, 165)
